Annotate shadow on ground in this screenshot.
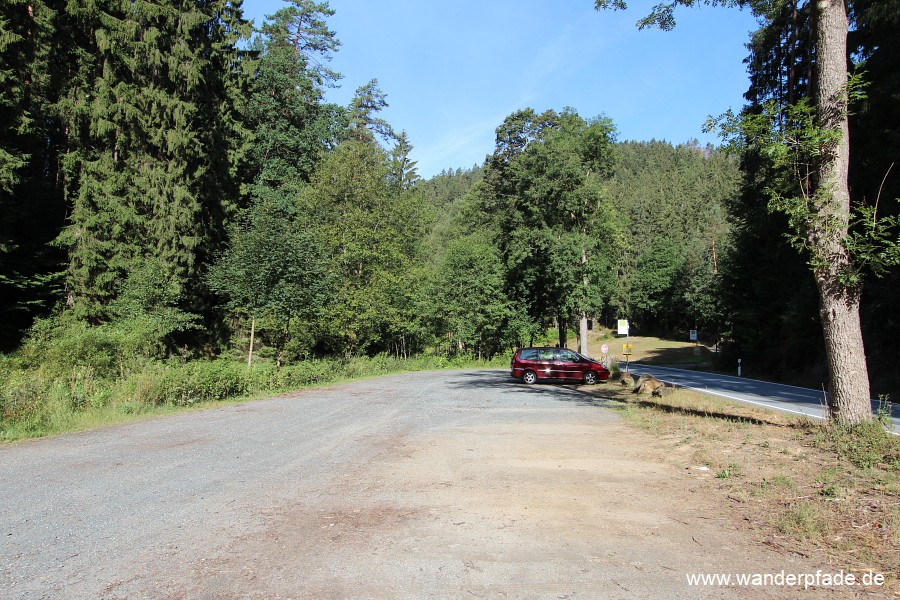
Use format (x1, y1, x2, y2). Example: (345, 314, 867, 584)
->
(445, 369, 618, 408)
(625, 396, 786, 427)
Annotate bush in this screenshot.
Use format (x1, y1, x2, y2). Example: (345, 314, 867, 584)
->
(180, 361, 249, 405)
(16, 314, 171, 379)
(121, 364, 172, 407)
(123, 361, 251, 407)
(0, 362, 113, 438)
(18, 317, 124, 378)
(0, 368, 48, 424)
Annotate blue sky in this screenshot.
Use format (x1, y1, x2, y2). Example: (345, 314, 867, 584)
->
(242, 0, 761, 179)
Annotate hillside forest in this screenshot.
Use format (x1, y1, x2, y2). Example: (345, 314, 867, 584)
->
(1, 0, 898, 436)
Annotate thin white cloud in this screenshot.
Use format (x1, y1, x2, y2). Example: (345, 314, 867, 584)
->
(413, 112, 509, 176)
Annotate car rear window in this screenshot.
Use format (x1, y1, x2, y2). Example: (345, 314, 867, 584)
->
(518, 348, 538, 360)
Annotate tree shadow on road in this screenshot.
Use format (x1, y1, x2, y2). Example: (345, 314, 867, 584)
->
(627, 397, 785, 427)
(444, 369, 618, 408)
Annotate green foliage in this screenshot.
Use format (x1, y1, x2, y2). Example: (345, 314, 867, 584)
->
(816, 420, 900, 471)
(389, 130, 420, 190)
(707, 77, 900, 389)
(430, 235, 518, 357)
(299, 139, 430, 355)
(108, 259, 200, 352)
(706, 95, 894, 290)
(606, 141, 738, 333)
(0, 0, 66, 348)
(481, 108, 620, 342)
(595, 0, 763, 32)
(245, 0, 342, 193)
(208, 200, 330, 321)
(346, 78, 396, 144)
(632, 237, 683, 315)
(15, 304, 197, 382)
(0, 0, 28, 196)
(51, 0, 253, 318)
(207, 198, 331, 363)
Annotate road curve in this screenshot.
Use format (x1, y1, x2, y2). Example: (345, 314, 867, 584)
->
(626, 363, 900, 434)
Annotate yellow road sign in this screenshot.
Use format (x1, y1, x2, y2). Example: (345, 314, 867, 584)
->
(623, 343, 633, 356)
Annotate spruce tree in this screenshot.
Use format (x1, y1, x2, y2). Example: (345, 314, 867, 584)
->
(54, 0, 251, 321)
(0, 0, 66, 346)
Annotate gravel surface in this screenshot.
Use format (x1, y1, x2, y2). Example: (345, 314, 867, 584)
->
(0, 369, 851, 599)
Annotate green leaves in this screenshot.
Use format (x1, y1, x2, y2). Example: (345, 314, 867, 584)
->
(709, 90, 900, 290)
(207, 199, 330, 323)
(246, 0, 341, 190)
(482, 107, 620, 336)
(595, 0, 761, 31)
(298, 139, 430, 355)
(431, 235, 516, 357)
(48, 0, 253, 318)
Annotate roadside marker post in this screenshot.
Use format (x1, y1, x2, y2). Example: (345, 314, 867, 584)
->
(618, 319, 630, 372)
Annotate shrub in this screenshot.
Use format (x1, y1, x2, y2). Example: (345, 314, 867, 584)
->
(0, 368, 47, 424)
(821, 420, 900, 471)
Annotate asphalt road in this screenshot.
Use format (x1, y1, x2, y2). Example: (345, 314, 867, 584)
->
(0, 370, 844, 599)
(626, 363, 900, 434)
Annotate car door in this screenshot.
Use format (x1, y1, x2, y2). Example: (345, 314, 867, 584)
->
(537, 348, 558, 379)
(557, 350, 583, 381)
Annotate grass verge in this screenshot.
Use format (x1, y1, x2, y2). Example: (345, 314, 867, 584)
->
(0, 353, 507, 442)
(584, 374, 899, 595)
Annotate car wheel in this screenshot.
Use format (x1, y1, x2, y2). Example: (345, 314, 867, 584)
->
(522, 370, 537, 384)
(583, 371, 598, 385)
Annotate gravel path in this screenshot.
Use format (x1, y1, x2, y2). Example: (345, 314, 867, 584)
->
(1, 369, 847, 599)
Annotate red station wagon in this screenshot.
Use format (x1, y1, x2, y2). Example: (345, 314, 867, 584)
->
(510, 347, 610, 385)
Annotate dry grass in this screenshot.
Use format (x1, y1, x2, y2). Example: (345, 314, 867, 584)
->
(583, 378, 900, 596)
(577, 330, 718, 367)
(532, 328, 713, 366)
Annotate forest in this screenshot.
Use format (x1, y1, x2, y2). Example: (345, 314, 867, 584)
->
(1, 0, 898, 436)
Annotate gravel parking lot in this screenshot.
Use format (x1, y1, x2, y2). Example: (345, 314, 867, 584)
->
(0, 370, 848, 599)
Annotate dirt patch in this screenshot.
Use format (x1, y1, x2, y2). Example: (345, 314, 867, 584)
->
(587, 383, 898, 597)
(172, 413, 873, 599)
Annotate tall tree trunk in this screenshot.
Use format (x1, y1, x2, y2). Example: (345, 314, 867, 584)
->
(557, 314, 568, 349)
(580, 246, 590, 355)
(247, 315, 256, 368)
(813, 0, 871, 424)
(579, 313, 589, 355)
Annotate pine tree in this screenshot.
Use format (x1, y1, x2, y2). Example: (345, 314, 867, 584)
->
(346, 78, 395, 144)
(54, 0, 252, 321)
(245, 0, 341, 197)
